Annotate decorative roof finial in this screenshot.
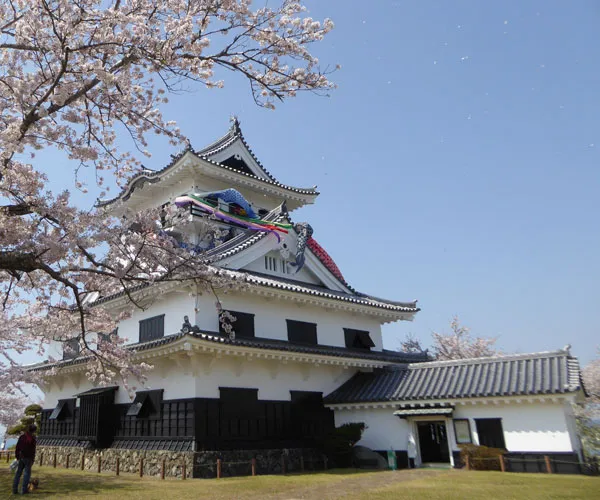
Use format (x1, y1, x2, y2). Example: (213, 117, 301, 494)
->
(229, 115, 241, 134)
(181, 315, 192, 334)
(562, 344, 571, 354)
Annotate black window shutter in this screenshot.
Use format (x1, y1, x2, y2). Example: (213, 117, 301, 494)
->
(286, 320, 318, 345)
(139, 315, 165, 343)
(219, 311, 255, 339)
(343, 328, 375, 350)
(475, 418, 506, 449)
(127, 389, 163, 418)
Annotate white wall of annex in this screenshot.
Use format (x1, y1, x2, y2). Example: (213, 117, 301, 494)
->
(452, 402, 576, 453)
(334, 408, 409, 451)
(203, 291, 384, 351)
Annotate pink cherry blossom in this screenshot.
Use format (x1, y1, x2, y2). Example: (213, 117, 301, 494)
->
(0, 0, 335, 406)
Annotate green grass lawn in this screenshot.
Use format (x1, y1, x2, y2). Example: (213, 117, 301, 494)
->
(0, 466, 598, 499)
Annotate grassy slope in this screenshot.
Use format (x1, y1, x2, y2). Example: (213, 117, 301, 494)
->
(1, 466, 598, 499)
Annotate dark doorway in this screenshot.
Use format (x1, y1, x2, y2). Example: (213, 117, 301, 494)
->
(417, 421, 450, 463)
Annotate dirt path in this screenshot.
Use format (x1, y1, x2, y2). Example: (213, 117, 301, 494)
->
(264, 469, 446, 500)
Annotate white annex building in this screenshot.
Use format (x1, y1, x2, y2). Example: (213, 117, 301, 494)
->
(30, 119, 586, 477)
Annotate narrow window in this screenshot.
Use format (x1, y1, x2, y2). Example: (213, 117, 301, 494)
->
(475, 418, 506, 449)
(139, 315, 165, 343)
(63, 338, 80, 360)
(453, 419, 472, 444)
(287, 320, 318, 345)
(219, 311, 255, 339)
(343, 329, 375, 350)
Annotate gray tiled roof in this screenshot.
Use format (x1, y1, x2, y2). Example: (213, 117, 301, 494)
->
(239, 270, 419, 313)
(324, 350, 583, 404)
(97, 121, 317, 207)
(27, 329, 429, 373)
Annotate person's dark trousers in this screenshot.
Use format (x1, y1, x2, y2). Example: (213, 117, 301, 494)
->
(12, 457, 32, 494)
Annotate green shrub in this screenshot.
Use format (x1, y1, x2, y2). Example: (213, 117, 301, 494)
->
(323, 422, 366, 467)
(459, 444, 506, 471)
(6, 404, 42, 436)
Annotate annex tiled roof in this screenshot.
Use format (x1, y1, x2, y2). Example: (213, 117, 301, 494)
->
(97, 120, 317, 207)
(324, 350, 584, 404)
(27, 330, 429, 373)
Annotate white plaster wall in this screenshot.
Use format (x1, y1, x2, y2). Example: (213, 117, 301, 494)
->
(42, 358, 358, 409)
(334, 408, 409, 451)
(244, 252, 323, 286)
(116, 292, 196, 344)
(204, 291, 384, 350)
(450, 402, 576, 453)
(331, 400, 579, 456)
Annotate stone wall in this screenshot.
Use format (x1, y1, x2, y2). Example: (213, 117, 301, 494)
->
(37, 446, 194, 478)
(194, 448, 326, 478)
(37, 446, 326, 479)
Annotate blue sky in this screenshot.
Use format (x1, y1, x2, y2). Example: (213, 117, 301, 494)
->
(13, 1, 600, 370)
(144, 0, 596, 364)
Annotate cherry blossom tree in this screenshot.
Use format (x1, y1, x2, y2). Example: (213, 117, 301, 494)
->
(0, 0, 335, 399)
(577, 349, 600, 458)
(401, 317, 498, 361)
(430, 316, 499, 360)
(583, 351, 600, 401)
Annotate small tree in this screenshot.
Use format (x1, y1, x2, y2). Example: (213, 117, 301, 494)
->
(577, 350, 600, 459)
(6, 404, 42, 436)
(399, 333, 427, 354)
(431, 316, 498, 361)
(400, 317, 498, 361)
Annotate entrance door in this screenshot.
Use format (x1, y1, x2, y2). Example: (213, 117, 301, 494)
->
(417, 421, 450, 463)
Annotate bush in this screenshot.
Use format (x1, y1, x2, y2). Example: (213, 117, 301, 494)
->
(323, 422, 366, 468)
(459, 444, 506, 471)
(6, 404, 42, 436)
